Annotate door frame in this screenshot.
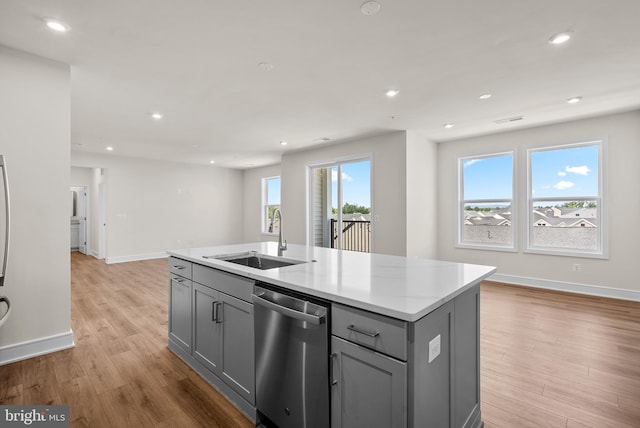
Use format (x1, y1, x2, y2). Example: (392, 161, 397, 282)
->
(306, 154, 373, 251)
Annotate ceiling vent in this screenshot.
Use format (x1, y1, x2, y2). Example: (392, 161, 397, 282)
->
(494, 116, 524, 124)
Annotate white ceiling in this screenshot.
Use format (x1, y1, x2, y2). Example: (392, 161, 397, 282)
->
(1, 0, 639, 169)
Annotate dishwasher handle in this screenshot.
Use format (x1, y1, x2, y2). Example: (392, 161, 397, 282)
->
(251, 292, 325, 325)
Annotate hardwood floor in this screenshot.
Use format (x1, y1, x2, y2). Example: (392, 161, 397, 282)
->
(1, 254, 639, 427)
(481, 281, 640, 428)
(0, 252, 253, 428)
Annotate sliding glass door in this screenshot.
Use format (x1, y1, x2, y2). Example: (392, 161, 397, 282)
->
(310, 159, 371, 252)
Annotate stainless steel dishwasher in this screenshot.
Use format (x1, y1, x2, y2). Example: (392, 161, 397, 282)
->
(252, 283, 330, 428)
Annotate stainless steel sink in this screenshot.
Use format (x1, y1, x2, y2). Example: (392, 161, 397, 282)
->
(204, 251, 309, 270)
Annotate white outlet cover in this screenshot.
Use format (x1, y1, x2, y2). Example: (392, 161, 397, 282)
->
(428, 334, 441, 363)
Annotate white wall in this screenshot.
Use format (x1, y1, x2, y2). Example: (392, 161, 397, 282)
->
(406, 131, 438, 259)
(71, 152, 244, 262)
(437, 110, 640, 294)
(242, 164, 282, 243)
(281, 132, 408, 256)
(0, 46, 72, 360)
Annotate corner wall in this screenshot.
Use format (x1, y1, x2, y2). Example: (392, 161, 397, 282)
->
(281, 132, 408, 256)
(0, 46, 73, 362)
(437, 110, 640, 295)
(71, 152, 244, 262)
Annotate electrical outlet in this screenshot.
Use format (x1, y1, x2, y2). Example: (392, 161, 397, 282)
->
(572, 263, 581, 272)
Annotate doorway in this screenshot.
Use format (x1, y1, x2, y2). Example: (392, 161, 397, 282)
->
(309, 158, 372, 252)
(70, 186, 88, 254)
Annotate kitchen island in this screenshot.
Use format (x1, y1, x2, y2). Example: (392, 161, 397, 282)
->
(167, 242, 496, 428)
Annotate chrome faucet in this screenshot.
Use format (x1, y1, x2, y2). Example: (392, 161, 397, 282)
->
(270, 208, 287, 256)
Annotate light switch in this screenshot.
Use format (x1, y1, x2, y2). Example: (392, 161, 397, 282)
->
(428, 334, 441, 363)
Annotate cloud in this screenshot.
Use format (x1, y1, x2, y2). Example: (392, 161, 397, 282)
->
(565, 165, 590, 176)
(557, 171, 567, 177)
(553, 181, 575, 190)
(463, 159, 483, 168)
(331, 170, 353, 182)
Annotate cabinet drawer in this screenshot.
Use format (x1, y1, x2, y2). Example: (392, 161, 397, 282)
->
(169, 257, 192, 280)
(332, 303, 408, 361)
(193, 264, 254, 302)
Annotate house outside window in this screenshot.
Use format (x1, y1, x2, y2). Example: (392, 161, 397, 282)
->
(458, 152, 515, 251)
(527, 141, 605, 258)
(262, 176, 281, 234)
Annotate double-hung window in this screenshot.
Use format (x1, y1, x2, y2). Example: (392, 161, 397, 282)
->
(458, 152, 515, 250)
(262, 176, 281, 234)
(527, 141, 605, 257)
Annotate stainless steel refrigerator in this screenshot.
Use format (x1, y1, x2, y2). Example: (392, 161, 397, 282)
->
(0, 155, 10, 328)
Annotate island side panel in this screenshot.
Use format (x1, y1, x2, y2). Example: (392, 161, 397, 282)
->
(454, 283, 482, 428)
(408, 300, 454, 428)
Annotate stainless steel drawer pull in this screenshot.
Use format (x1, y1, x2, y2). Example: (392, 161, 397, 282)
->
(347, 324, 380, 338)
(214, 302, 223, 323)
(330, 353, 338, 385)
(173, 265, 186, 270)
(174, 278, 186, 284)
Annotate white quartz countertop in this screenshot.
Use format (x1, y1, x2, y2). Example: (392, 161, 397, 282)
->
(168, 242, 496, 322)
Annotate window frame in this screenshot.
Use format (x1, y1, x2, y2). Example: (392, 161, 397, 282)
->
(457, 151, 517, 252)
(525, 139, 607, 259)
(261, 176, 281, 235)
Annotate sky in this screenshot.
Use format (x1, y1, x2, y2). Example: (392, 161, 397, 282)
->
(463, 144, 599, 201)
(333, 160, 371, 208)
(266, 177, 280, 205)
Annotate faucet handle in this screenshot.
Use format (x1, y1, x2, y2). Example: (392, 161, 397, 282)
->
(282, 240, 288, 250)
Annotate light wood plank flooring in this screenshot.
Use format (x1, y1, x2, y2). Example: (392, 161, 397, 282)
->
(1, 253, 639, 427)
(481, 281, 640, 428)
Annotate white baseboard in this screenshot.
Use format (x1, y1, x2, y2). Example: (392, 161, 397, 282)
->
(106, 252, 168, 264)
(0, 330, 75, 365)
(489, 273, 640, 302)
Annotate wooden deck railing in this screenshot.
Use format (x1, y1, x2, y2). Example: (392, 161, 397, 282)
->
(331, 219, 370, 253)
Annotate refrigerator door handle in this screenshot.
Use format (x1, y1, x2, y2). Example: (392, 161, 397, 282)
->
(0, 296, 10, 328)
(0, 155, 9, 288)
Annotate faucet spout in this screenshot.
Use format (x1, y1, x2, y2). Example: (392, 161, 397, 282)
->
(271, 208, 287, 256)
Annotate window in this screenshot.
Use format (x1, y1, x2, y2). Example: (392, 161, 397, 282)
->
(262, 176, 281, 234)
(527, 141, 604, 257)
(458, 152, 515, 250)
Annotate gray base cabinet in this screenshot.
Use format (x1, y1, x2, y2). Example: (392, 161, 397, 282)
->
(331, 284, 482, 428)
(193, 282, 255, 404)
(169, 258, 255, 414)
(331, 336, 407, 428)
(168, 256, 193, 352)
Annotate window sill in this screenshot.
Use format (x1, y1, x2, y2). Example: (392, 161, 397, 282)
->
(455, 243, 517, 253)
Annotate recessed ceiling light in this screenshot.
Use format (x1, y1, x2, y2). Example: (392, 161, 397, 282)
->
(479, 94, 492, 100)
(361, 1, 382, 15)
(105, 146, 114, 151)
(258, 62, 274, 72)
(43, 18, 70, 32)
(567, 96, 583, 104)
(209, 160, 216, 164)
(280, 141, 288, 146)
(549, 32, 572, 45)
(385, 89, 399, 97)
(151, 112, 163, 120)
(313, 137, 331, 143)
(444, 123, 454, 129)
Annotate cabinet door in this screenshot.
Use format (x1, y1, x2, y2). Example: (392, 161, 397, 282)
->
(193, 283, 222, 374)
(220, 293, 255, 404)
(331, 336, 407, 428)
(169, 276, 192, 351)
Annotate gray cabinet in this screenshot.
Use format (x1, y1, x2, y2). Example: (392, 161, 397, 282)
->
(191, 270, 255, 405)
(331, 336, 407, 428)
(168, 257, 193, 353)
(332, 284, 482, 428)
(193, 282, 221, 372)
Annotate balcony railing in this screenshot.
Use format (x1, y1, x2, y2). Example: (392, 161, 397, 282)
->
(331, 219, 370, 253)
